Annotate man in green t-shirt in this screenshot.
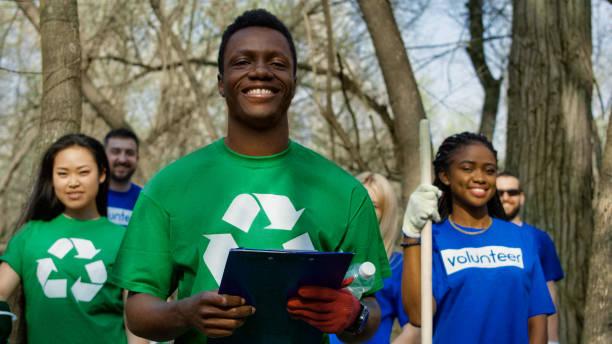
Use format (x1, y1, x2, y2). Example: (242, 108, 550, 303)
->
(111, 9, 390, 344)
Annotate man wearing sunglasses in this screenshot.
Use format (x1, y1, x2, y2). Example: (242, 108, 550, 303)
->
(497, 172, 564, 344)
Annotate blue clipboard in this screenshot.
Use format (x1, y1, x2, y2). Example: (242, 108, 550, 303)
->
(210, 248, 354, 344)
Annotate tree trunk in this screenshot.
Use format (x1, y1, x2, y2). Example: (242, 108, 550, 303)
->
(357, 0, 426, 203)
(506, 1, 594, 343)
(17, 3, 131, 132)
(39, 0, 83, 148)
(9, 2, 83, 342)
(582, 107, 612, 343)
(466, 0, 501, 141)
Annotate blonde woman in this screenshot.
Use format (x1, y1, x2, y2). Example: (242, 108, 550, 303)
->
(331, 172, 419, 343)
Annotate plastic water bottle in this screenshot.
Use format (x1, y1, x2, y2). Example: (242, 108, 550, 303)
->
(345, 261, 376, 299)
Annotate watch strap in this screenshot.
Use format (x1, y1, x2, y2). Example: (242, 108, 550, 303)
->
(344, 301, 369, 335)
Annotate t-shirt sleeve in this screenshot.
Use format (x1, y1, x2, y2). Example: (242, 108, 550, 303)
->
(0, 224, 29, 276)
(528, 257, 556, 317)
(538, 231, 564, 282)
(109, 193, 175, 299)
(337, 186, 391, 296)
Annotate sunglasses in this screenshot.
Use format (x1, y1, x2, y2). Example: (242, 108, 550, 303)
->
(497, 189, 521, 197)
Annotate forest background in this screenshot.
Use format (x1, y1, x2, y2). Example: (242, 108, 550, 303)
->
(0, 0, 610, 343)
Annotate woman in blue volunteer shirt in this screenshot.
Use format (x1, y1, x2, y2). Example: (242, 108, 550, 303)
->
(400, 132, 554, 344)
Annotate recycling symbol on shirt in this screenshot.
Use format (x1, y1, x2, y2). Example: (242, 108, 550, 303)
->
(203, 193, 314, 286)
(36, 238, 107, 302)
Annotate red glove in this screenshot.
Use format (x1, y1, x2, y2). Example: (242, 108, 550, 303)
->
(286, 278, 360, 334)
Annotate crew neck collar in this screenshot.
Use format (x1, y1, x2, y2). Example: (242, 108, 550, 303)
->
(446, 216, 493, 235)
(216, 138, 294, 168)
(109, 183, 135, 195)
(58, 213, 105, 223)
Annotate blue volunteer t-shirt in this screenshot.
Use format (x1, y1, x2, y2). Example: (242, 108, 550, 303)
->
(329, 252, 409, 344)
(432, 218, 555, 344)
(107, 183, 142, 226)
(521, 223, 564, 282)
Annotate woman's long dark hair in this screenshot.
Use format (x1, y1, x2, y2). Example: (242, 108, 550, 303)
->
(432, 132, 509, 222)
(17, 134, 109, 228)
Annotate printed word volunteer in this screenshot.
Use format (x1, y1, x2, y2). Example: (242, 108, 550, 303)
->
(441, 246, 524, 275)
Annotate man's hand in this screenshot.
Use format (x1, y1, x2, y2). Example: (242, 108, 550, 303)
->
(286, 278, 360, 334)
(402, 184, 442, 238)
(176, 290, 256, 338)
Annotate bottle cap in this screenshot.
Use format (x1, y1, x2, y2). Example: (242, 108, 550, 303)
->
(359, 262, 376, 279)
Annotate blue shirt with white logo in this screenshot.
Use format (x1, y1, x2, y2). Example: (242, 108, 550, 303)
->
(432, 218, 555, 344)
(107, 183, 142, 226)
(521, 223, 564, 282)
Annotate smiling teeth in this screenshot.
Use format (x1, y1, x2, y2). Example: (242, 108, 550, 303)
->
(247, 88, 273, 95)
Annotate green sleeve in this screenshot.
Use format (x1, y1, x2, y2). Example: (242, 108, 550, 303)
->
(109, 194, 174, 299)
(338, 186, 391, 295)
(0, 224, 29, 276)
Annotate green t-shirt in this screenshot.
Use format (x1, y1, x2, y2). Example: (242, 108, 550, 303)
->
(111, 139, 391, 343)
(1, 215, 126, 344)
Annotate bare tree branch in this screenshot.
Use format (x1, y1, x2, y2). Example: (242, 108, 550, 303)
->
(150, 0, 219, 141)
(323, 0, 337, 161)
(303, 2, 367, 171)
(466, 0, 502, 140)
(0, 65, 40, 74)
(368, 114, 392, 177)
(82, 74, 132, 129)
(406, 35, 510, 50)
(82, 1, 125, 71)
(337, 53, 360, 153)
(0, 127, 37, 195)
(298, 62, 395, 138)
(93, 53, 393, 145)
(93, 55, 217, 71)
(14, 1, 40, 32)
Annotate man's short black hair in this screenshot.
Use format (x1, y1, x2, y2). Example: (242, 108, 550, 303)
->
(104, 128, 139, 149)
(218, 8, 297, 76)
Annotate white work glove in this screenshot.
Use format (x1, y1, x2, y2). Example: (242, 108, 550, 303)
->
(402, 184, 442, 238)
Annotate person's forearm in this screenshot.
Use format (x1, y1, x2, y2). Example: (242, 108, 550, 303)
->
(336, 295, 381, 343)
(402, 238, 422, 325)
(528, 314, 547, 344)
(125, 292, 191, 341)
(546, 281, 559, 341)
(0, 262, 21, 301)
(123, 291, 156, 344)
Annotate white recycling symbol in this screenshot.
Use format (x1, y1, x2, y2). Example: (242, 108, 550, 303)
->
(203, 194, 315, 286)
(36, 238, 107, 302)
(222, 194, 304, 232)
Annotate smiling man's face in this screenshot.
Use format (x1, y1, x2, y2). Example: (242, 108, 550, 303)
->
(218, 26, 296, 130)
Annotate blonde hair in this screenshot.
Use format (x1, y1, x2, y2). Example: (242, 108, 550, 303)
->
(356, 172, 400, 258)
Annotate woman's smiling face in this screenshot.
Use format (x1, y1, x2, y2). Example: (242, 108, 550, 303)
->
(52, 145, 105, 219)
(439, 143, 498, 211)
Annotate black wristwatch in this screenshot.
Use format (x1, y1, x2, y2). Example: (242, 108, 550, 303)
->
(344, 301, 369, 335)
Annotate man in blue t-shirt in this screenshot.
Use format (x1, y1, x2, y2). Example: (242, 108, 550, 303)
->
(498, 172, 564, 344)
(104, 128, 142, 226)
